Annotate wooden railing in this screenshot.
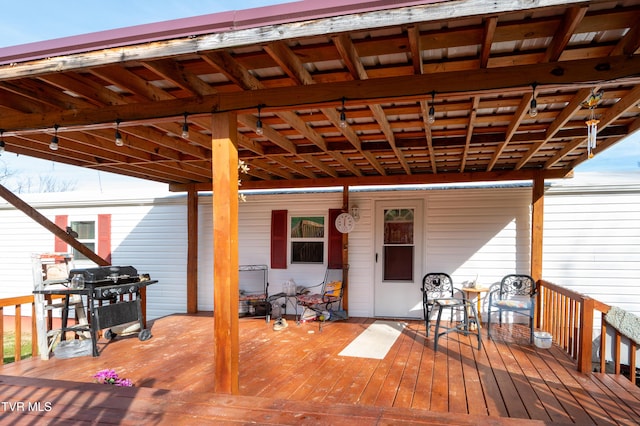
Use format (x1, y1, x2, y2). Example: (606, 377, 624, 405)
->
(536, 280, 640, 384)
(0, 295, 38, 364)
(1, 291, 147, 365)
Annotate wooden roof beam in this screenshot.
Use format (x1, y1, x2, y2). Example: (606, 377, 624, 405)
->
(171, 167, 572, 192)
(487, 94, 530, 172)
(460, 96, 479, 172)
(480, 17, 498, 68)
(2, 55, 640, 133)
(543, 6, 588, 62)
(143, 58, 217, 97)
(332, 34, 408, 174)
(515, 87, 597, 170)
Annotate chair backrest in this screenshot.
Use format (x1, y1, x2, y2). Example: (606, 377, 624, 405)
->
(499, 274, 535, 299)
(322, 268, 344, 298)
(422, 273, 454, 301)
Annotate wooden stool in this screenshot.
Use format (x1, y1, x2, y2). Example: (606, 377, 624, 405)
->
(433, 297, 482, 351)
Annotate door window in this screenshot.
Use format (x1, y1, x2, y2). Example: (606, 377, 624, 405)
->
(383, 208, 414, 281)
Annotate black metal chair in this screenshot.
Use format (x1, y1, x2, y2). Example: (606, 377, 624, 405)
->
(421, 272, 456, 337)
(296, 267, 345, 330)
(487, 274, 537, 343)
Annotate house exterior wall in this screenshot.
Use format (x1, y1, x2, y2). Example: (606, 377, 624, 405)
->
(1, 176, 639, 321)
(542, 183, 640, 316)
(0, 192, 188, 320)
(195, 187, 533, 318)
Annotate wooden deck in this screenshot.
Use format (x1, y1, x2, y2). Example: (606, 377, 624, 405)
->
(1, 313, 639, 425)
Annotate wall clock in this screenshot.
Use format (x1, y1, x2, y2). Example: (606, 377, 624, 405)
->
(335, 212, 356, 233)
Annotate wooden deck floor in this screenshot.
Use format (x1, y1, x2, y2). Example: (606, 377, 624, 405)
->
(1, 313, 640, 425)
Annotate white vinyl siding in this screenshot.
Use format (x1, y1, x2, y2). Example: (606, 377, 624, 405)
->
(1, 175, 640, 321)
(543, 187, 640, 316)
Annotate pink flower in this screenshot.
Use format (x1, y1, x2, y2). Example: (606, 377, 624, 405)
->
(93, 369, 133, 387)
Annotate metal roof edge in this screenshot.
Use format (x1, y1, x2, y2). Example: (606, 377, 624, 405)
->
(0, 0, 437, 65)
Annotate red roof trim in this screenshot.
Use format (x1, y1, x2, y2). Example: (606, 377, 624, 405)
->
(0, 0, 441, 65)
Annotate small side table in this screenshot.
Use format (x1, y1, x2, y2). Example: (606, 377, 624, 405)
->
(462, 286, 490, 327)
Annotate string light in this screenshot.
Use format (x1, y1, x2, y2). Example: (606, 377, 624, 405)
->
(49, 125, 59, 151)
(339, 97, 347, 128)
(181, 113, 189, 139)
(428, 91, 436, 124)
(256, 105, 264, 136)
(0, 130, 5, 155)
(115, 119, 124, 146)
(529, 83, 538, 118)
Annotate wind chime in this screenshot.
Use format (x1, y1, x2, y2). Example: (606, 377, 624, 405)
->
(581, 89, 603, 158)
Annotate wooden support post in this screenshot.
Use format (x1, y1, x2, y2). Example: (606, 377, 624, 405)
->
(187, 187, 199, 314)
(342, 186, 349, 313)
(211, 112, 239, 395)
(531, 172, 544, 327)
(578, 298, 595, 373)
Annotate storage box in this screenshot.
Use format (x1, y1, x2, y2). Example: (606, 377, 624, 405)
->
(534, 331, 552, 349)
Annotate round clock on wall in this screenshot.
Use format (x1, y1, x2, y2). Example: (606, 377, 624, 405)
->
(335, 212, 356, 233)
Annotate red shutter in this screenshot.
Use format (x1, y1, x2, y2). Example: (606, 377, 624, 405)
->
(98, 214, 112, 265)
(271, 210, 287, 269)
(327, 209, 343, 269)
(54, 215, 68, 252)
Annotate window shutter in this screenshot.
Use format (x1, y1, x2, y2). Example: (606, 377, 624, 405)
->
(54, 215, 68, 252)
(98, 214, 112, 265)
(327, 209, 343, 269)
(271, 210, 287, 269)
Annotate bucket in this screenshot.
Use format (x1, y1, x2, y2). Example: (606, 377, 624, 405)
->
(534, 331, 552, 349)
(239, 300, 249, 316)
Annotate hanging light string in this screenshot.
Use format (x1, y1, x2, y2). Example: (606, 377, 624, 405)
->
(339, 97, 347, 128)
(529, 83, 538, 117)
(0, 130, 5, 154)
(428, 91, 436, 124)
(181, 112, 190, 139)
(115, 119, 124, 146)
(49, 124, 60, 151)
(255, 105, 264, 136)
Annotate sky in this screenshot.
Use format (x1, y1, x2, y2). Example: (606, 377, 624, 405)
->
(0, 0, 639, 193)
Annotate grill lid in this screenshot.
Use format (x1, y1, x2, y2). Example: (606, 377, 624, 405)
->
(69, 266, 139, 284)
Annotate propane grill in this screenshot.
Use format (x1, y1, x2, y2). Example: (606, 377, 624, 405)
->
(34, 265, 157, 357)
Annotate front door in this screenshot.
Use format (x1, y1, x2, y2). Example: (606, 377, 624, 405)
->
(374, 200, 423, 318)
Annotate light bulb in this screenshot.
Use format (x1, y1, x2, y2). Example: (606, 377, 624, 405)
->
(428, 105, 435, 124)
(339, 111, 347, 128)
(256, 119, 264, 136)
(49, 136, 59, 151)
(529, 98, 538, 117)
(115, 130, 124, 146)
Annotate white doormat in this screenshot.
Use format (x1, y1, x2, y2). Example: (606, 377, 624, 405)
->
(338, 320, 405, 359)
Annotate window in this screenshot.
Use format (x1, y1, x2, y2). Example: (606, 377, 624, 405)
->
(70, 220, 96, 261)
(383, 208, 414, 281)
(290, 216, 325, 264)
(55, 214, 111, 264)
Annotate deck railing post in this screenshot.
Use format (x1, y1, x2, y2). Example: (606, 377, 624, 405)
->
(578, 297, 595, 373)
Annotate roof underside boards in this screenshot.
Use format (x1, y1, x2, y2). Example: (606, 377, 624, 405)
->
(1, 0, 639, 191)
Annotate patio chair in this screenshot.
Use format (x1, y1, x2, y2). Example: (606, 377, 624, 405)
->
(296, 267, 345, 331)
(486, 274, 536, 343)
(421, 272, 457, 337)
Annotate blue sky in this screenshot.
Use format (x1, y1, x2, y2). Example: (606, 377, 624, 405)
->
(0, 0, 638, 192)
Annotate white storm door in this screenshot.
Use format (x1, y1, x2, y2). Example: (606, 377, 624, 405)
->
(374, 200, 423, 318)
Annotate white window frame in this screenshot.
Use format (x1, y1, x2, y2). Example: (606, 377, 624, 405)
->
(67, 215, 98, 265)
(288, 214, 327, 265)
